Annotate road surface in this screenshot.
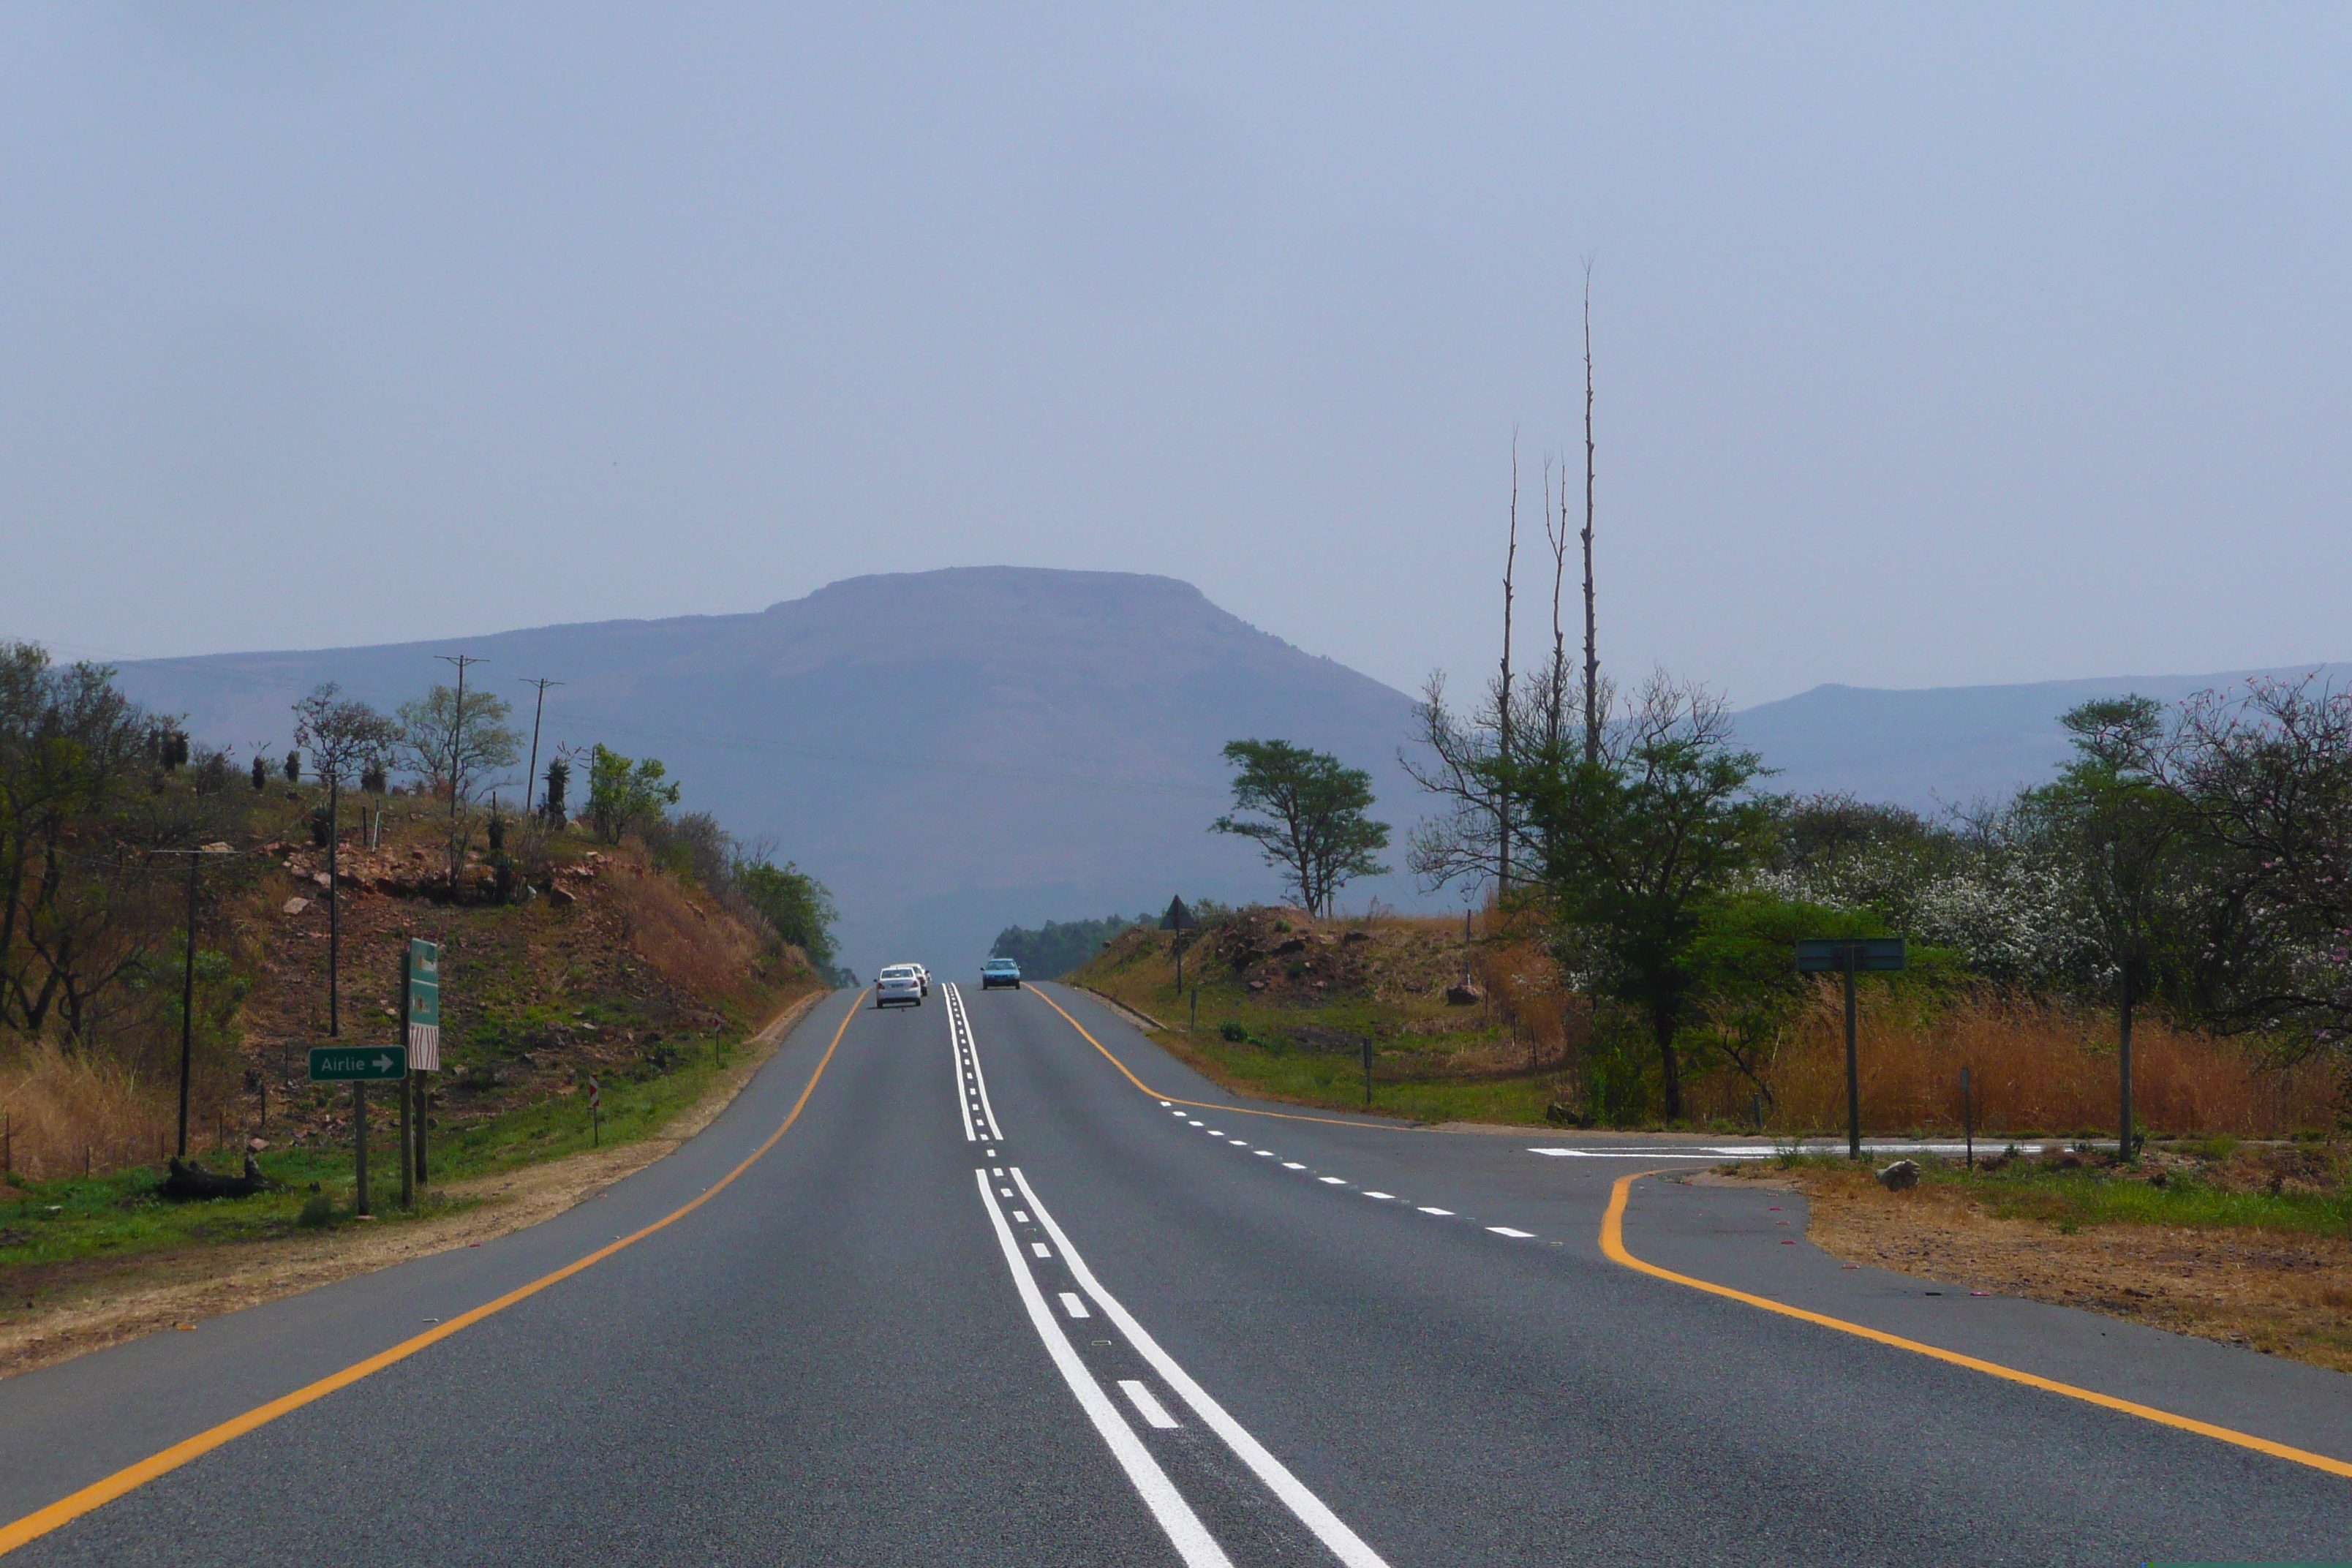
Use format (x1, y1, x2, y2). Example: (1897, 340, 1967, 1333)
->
(0, 982, 2344, 1564)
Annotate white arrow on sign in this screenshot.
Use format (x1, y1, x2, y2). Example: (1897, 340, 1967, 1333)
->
(374, 1054, 394, 1072)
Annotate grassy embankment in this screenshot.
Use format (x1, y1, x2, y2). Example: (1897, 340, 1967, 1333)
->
(0, 796, 823, 1295)
(1071, 911, 1560, 1125)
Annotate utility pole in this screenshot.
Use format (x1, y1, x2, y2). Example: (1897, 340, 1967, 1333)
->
(1581, 259, 1600, 766)
(327, 765, 342, 1038)
(519, 677, 562, 816)
(436, 654, 483, 888)
(156, 846, 232, 1158)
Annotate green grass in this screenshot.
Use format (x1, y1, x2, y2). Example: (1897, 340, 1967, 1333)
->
(1771, 1153, 2352, 1237)
(0, 1027, 760, 1279)
(1160, 1031, 1561, 1124)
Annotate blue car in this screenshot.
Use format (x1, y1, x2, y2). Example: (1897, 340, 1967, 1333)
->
(981, 957, 1022, 990)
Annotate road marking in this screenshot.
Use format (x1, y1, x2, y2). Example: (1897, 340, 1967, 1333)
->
(1012, 1169, 1392, 1568)
(1060, 1291, 1093, 1319)
(1011, 1210, 1030, 1223)
(1599, 1171, 2352, 1481)
(945, 985, 1003, 1141)
(1000, 1188, 1014, 1197)
(1119, 1380, 1183, 1429)
(950, 989, 976, 1142)
(1282, 1162, 1305, 1170)
(1362, 1191, 1395, 1200)
(0, 988, 865, 1558)
(1319, 1177, 1347, 1186)
(1188, 1120, 1204, 1126)
(973, 1173, 1231, 1567)
(1030, 987, 1410, 1132)
(1417, 1207, 1453, 1216)
(1529, 1147, 1743, 1160)
(1032, 1242, 1051, 1259)
(1254, 1150, 1274, 1156)
(1487, 1227, 1534, 1238)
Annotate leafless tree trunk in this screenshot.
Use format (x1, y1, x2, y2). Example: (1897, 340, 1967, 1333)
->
(1498, 433, 1518, 896)
(1582, 260, 1601, 766)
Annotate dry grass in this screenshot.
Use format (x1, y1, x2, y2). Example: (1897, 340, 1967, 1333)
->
(1685, 990, 2336, 1137)
(605, 856, 769, 1006)
(0, 1044, 178, 1183)
(1765, 1161, 2352, 1373)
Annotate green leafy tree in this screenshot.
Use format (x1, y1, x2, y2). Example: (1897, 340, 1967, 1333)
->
(990, 914, 1153, 978)
(584, 745, 680, 845)
(1511, 675, 1774, 1123)
(2024, 696, 2187, 1158)
(396, 684, 522, 883)
(1210, 739, 1390, 919)
(735, 859, 840, 973)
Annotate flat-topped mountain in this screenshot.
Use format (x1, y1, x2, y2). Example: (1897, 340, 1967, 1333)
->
(107, 565, 2349, 960)
(113, 568, 1428, 970)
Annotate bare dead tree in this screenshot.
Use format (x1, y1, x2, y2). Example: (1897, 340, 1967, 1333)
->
(1498, 431, 1519, 894)
(1581, 258, 1601, 766)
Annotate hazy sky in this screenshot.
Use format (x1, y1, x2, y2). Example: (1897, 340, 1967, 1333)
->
(7, 4, 2348, 706)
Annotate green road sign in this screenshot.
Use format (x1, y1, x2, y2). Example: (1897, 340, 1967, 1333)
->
(407, 938, 442, 1070)
(309, 1044, 407, 1082)
(1795, 937, 1907, 973)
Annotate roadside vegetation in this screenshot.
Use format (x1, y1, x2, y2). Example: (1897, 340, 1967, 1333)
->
(1730, 1141, 2352, 1370)
(0, 641, 836, 1344)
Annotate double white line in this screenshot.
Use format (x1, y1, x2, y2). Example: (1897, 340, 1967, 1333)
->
(957, 990, 1387, 1567)
(944, 983, 1001, 1143)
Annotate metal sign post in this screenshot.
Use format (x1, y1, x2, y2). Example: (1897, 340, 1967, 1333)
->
(310, 1044, 406, 1216)
(406, 938, 441, 1188)
(1795, 938, 1907, 1160)
(588, 1076, 602, 1146)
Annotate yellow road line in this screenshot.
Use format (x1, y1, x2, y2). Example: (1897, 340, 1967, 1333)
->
(1029, 986, 1406, 1131)
(0, 991, 867, 1556)
(1600, 1169, 2352, 1481)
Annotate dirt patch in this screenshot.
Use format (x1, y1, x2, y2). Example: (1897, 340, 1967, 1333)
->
(0, 989, 828, 1382)
(1752, 1164, 2352, 1374)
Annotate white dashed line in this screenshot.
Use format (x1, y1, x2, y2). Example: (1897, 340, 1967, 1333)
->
(1032, 1242, 1052, 1259)
(1362, 1191, 1395, 1200)
(1001, 1188, 1014, 1197)
(1282, 1162, 1306, 1170)
(1120, 1379, 1182, 1430)
(1012, 1210, 1030, 1223)
(1319, 1177, 1347, 1186)
(1254, 1150, 1274, 1157)
(1017, 1170, 1392, 1568)
(1060, 1291, 1093, 1319)
(1487, 1226, 1534, 1239)
(1417, 1207, 1453, 1216)
(972, 1173, 1229, 1567)
(1188, 1120, 1203, 1127)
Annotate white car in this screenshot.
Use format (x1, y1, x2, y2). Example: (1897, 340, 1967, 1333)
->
(875, 965, 924, 1008)
(910, 962, 931, 997)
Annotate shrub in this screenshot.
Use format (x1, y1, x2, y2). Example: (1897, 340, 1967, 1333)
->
(296, 1196, 335, 1227)
(1220, 1020, 1249, 1042)
(283, 750, 301, 784)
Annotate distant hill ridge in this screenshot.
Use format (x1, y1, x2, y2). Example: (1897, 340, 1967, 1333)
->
(100, 565, 2348, 954)
(1733, 663, 2352, 811)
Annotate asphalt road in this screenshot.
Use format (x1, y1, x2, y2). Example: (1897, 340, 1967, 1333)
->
(0, 981, 2345, 1565)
